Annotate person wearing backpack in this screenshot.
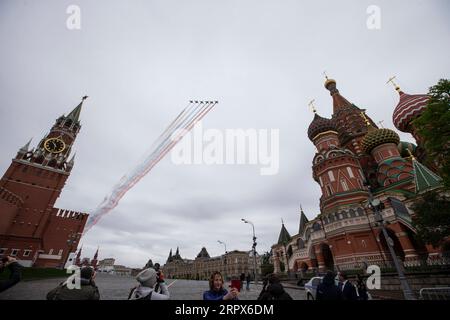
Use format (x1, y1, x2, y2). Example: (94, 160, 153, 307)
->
(128, 267, 170, 300)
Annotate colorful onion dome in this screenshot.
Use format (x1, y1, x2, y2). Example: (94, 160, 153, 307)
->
(361, 128, 400, 154)
(392, 91, 429, 132)
(307, 113, 337, 141)
(397, 141, 417, 158)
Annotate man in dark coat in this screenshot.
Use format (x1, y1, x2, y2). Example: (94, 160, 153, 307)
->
(257, 274, 293, 300)
(316, 271, 341, 300)
(0, 256, 22, 293)
(47, 266, 100, 300)
(338, 271, 358, 300)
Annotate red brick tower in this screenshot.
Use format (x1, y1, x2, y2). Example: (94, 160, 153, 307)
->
(0, 97, 89, 268)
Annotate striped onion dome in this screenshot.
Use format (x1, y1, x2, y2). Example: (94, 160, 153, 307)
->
(307, 113, 337, 141)
(361, 128, 400, 154)
(392, 91, 429, 132)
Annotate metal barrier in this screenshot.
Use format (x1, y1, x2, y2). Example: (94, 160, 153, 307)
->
(419, 287, 450, 300)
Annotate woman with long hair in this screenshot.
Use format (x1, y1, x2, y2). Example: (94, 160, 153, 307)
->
(203, 271, 239, 300)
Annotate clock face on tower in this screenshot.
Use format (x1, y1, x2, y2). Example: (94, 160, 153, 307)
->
(44, 138, 66, 154)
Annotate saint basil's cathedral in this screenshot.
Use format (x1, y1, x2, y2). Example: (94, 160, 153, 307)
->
(272, 78, 446, 274)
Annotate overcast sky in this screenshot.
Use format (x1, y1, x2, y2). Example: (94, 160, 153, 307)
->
(0, 0, 449, 268)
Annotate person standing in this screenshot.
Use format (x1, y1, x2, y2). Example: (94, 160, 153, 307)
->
(239, 273, 245, 290)
(338, 271, 358, 300)
(47, 266, 100, 300)
(257, 274, 293, 300)
(246, 273, 251, 291)
(128, 267, 170, 300)
(316, 271, 341, 300)
(203, 271, 239, 300)
(0, 256, 22, 293)
(356, 274, 368, 300)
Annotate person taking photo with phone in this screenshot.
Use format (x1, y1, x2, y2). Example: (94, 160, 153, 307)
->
(203, 271, 239, 300)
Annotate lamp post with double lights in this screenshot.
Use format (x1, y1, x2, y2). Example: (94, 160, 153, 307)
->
(366, 185, 416, 300)
(241, 218, 258, 285)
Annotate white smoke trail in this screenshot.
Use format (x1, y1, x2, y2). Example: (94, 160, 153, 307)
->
(84, 101, 218, 233)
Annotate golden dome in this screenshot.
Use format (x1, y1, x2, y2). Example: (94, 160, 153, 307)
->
(324, 78, 336, 89)
(361, 128, 400, 154)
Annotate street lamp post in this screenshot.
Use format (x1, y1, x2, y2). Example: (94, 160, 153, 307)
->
(217, 240, 227, 253)
(367, 186, 416, 300)
(217, 240, 228, 280)
(241, 218, 258, 285)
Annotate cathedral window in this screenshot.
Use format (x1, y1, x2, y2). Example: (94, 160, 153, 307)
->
(23, 250, 32, 257)
(326, 184, 333, 196)
(328, 171, 335, 182)
(346, 167, 354, 178)
(11, 249, 19, 256)
(313, 222, 322, 231)
(341, 179, 349, 191)
(349, 209, 356, 217)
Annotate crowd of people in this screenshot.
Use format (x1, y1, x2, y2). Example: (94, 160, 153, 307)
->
(316, 271, 368, 301)
(1, 255, 368, 301)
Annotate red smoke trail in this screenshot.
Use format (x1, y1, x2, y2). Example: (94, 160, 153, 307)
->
(84, 101, 217, 233)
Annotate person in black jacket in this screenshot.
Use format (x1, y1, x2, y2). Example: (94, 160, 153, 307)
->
(316, 271, 341, 300)
(0, 256, 22, 293)
(257, 274, 293, 300)
(46, 266, 100, 300)
(338, 271, 358, 300)
(356, 274, 368, 300)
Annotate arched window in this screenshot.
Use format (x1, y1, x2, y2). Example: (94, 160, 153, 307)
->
(349, 209, 356, 217)
(287, 245, 293, 258)
(313, 222, 322, 231)
(341, 179, 349, 191)
(326, 185, 333, 196)
(297, 238, 305, 249)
